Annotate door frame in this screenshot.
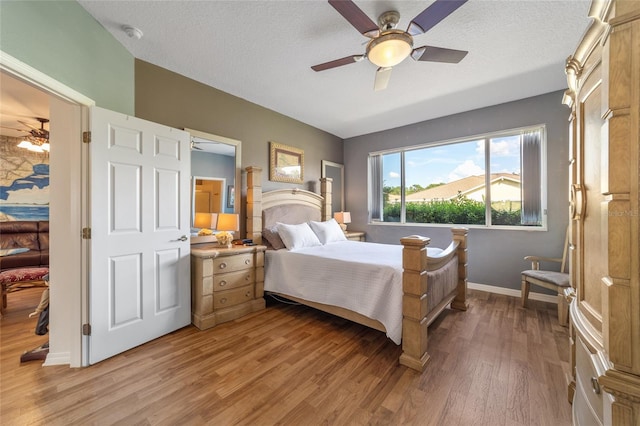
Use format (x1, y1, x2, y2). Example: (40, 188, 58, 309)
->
(1, 50, 94, 367)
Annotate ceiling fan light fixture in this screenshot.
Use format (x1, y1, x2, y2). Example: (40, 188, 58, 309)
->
(17, 140, 33, 149)
(27, 144, 44, 153)
(367, 30, 413, 68)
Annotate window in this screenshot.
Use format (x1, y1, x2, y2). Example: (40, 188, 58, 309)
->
(368, 126, 546, 228)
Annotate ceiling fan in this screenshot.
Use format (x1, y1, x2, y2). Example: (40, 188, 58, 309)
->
(19, 117, 50, 140)
(1, 117, 50, 152)
(311, 0, 469, 91)
(190, 139, 235, 156)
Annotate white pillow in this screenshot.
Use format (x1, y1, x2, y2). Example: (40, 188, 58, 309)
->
(308, 219, 347, 244)
(276, 222, 322, 250)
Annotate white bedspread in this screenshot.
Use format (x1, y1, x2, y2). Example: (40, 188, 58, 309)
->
(265, 241, 443, 344)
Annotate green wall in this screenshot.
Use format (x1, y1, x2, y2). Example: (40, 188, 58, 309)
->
(0, 1, 134, 114)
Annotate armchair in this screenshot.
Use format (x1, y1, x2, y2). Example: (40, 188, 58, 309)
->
(521, 228, 570, 325)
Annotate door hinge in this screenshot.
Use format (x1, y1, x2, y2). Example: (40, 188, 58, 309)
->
(82, 324, 91, 336)
(83, 131, 91, 143)
(82, 227, 91, 239)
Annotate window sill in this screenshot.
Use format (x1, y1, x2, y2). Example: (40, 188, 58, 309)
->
(368, 221, 548, 232)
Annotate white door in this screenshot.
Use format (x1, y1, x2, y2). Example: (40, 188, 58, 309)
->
(89, 106, 191, 364)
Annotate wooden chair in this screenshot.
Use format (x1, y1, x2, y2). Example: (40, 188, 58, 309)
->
(521, 228, 570, 325)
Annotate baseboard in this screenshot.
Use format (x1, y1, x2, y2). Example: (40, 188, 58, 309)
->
(468, 282, 558, 304)
(43, 351, 70, 366)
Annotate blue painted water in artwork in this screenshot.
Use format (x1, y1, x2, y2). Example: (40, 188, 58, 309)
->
(0, 163, 50, 221)
(0, 164, 50, 201)
(0, 205, 49, 220)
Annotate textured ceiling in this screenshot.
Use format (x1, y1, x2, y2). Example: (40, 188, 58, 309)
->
(0, 71, 50, 139)
(5, 1, 592, 140)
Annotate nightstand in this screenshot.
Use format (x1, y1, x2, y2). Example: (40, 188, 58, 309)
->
(344, 231, 365, 242)
(190, 244, 266, 330)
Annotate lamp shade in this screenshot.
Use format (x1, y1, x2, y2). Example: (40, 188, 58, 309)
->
(334, 211, 351, 224)
(216, 213, 239, 232)
(194, 212, 216, 229)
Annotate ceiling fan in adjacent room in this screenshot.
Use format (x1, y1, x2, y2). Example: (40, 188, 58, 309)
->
(311, 0, 469, 91)
(1, 117, 50, 152)
(190, 138, 235, 156)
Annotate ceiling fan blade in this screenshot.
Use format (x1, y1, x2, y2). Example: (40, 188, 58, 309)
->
(412, 45, 468, 63)
(407, 0, 467, 36)
(0, 125, 28, 132)
(328, 0, 379, 38)
(18, 120, 42, 132)
(311, 55, 364, 72)
(374, 67, 392, 91)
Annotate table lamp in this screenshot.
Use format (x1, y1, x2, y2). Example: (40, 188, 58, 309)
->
(194, 212, 217, 236)
(334, 211, 351, 232)
(216, 213, 239, 248)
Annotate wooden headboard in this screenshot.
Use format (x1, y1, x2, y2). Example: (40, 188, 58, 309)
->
(245, 166, 333, 244)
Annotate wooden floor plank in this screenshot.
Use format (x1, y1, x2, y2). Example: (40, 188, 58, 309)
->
(1, 288, 572, 425)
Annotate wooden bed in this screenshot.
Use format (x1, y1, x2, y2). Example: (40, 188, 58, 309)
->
(245, 166, 468, 372)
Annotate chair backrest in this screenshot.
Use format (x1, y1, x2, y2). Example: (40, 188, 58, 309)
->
(560, 225, 569, 273)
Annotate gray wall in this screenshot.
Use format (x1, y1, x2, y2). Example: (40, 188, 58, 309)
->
(0, 1, 134, 115)
(343, 91, 570, 291)
(191, 152, 236, 214)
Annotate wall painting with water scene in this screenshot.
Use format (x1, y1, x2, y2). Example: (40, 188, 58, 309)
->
(0, 136, 49, 221)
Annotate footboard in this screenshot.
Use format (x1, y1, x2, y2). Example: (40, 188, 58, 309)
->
(399, 228, 468, 372)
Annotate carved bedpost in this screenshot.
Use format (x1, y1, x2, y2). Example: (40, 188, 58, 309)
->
(319, 177, 333, 221)
(246, 166, 263, 244)
(399, 235, 431, 372)
(451, 227, 469, 311)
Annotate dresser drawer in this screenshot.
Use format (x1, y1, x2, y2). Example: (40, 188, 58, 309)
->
(574, 336, 603, 424)
(213, 269, 254, 291)
(213, 253, 254, 274)
(213, 285, 254, 310)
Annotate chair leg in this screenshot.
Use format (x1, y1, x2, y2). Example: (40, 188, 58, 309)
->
(557, 292, 568, 326)
(521, 278, 530, 307)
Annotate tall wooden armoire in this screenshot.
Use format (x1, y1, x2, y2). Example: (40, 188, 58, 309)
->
(564, 1, 640, 424)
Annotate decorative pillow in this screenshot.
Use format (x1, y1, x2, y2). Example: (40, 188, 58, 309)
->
(308, 219, 347, 244)
(262, 226, 286, 250)
(276, 222, 322, 250)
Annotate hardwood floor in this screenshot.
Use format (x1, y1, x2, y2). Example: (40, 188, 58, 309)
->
(1, 288, 571, 425)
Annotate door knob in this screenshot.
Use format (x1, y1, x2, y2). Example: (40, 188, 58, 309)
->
(172, 235, 188, 242)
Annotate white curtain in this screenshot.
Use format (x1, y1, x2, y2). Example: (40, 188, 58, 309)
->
(521, 131, 542, 225)
(368, 155, 383, 221)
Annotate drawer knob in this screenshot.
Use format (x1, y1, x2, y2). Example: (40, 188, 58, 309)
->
(591, 377, 601, 395)
(220, 298, 227, 305)
(245, 291, 251, 297)
(245, 274, 250, 281)
(219, 262, 227, 270)
(220, 280, 227, 287)
(245, 259, 251, 265)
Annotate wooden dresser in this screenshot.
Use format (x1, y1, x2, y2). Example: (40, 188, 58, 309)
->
(564, 1, 640, 424)
(190, 244, 266, 330)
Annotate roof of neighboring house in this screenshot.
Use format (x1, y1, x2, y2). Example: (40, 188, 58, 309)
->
(390, 173, 520, 202)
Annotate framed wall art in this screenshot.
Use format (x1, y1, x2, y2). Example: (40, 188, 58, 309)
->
(226, 185, 235, 209)
(269, 142, 304, 184)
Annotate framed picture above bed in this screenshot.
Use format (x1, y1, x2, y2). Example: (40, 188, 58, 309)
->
(269, 142, 304, 184)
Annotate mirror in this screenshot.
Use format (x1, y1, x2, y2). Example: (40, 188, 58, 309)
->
(186, 129, 241, 238)
(321, 160, 344, 214)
